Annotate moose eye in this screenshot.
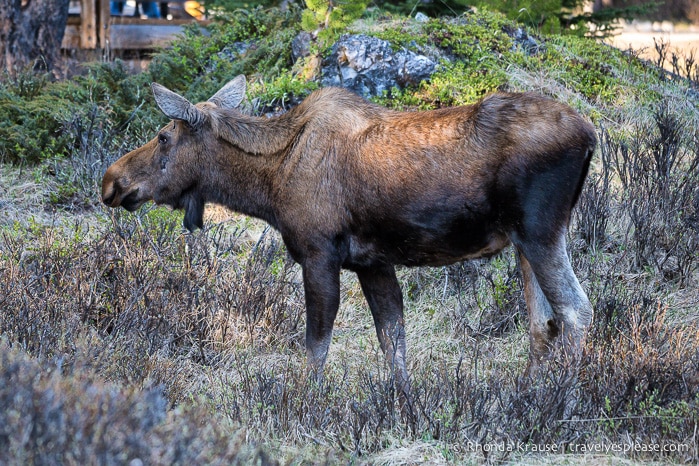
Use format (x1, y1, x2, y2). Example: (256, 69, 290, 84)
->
(158, 134, 168, 145)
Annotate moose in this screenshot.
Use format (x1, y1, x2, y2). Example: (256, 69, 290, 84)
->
(102, 75, 595, 406)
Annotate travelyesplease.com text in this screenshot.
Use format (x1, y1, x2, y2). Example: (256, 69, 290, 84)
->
(464, 440, 690, 454)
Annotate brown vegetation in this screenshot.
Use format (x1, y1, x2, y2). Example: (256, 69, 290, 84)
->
(1, 98, 697, 462)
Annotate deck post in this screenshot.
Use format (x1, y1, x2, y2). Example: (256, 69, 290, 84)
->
(79, 0, 97, 48)
(99, 0, 111, 50)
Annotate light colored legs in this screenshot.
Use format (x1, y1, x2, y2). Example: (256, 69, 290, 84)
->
(516, 234, 592, 374)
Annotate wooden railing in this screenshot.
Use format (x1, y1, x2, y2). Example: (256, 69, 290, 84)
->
(62, 0, 208, 50)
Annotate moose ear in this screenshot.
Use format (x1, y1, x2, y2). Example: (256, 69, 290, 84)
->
(208, 75, 246, 109)
(151, 83, 204, 127)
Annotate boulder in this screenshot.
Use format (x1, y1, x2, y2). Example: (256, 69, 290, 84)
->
(512, 27, 544, 55)
(291, 31, 313, 61)
(321, 34, 439, 98)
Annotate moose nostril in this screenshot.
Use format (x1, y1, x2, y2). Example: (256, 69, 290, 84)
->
(102, 192, 116, 206)
(102, 180, 119, 206)
(101, 172, 120, 207)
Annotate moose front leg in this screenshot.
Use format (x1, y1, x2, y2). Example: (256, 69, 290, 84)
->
(356, 265, 412, 414)
(302, 254, 342, 382)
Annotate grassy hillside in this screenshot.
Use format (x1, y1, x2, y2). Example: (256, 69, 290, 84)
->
(1, 5, 698, 464)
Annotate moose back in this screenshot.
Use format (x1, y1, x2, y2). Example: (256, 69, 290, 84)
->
(102, 75, 596, 402)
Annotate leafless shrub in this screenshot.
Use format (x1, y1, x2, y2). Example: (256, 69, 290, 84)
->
(218, 227, 305, 348)
(645, 38, 699, 87)
(578, 294, 699, 460)
(0, 209, 303, 400)
(0, 342, 276, 465)
(610, 104, 699, 284)
(668, 48, 699, 84)
(575, 129, 612, 250)
(3, 98, 699, 462)
(654, 37, 670, 71)
(443, 254, 524, 338)
(2, 201, 698, 463)
(506, 355, 583, 446)
(411, 353, 497, 442)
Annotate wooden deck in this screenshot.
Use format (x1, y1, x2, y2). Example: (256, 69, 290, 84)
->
(62, 0, 208, 50)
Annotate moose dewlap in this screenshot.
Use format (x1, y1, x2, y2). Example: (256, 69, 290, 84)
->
(102, 75, 596, 406)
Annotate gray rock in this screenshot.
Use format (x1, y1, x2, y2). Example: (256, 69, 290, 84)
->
(291, 31, 313, 61)
(206, 41, 254, 73)
(321, 34, 439, 98)
(513, 27, 544, 55)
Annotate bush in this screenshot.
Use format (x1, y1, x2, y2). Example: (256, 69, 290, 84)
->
(0, 341, 276, 465)
(607, 105, 699, 283)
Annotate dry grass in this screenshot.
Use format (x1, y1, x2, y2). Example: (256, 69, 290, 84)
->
(1, 46, 699, 466)
(1, 139, 697, 463)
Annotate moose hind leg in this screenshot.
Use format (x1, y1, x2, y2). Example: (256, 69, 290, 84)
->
(356, 265, 412, 410)
(518, 249, 557, 376)
(516, 234, 592, 362)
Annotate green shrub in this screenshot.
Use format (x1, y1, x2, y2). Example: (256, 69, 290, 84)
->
(0, 72, 72, 164)
(148, 6, 304, 100)
(302, 0, 369, 44)
(0, 6, 306, 167)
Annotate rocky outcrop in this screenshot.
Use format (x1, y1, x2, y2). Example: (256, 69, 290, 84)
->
(320, 34, 440, 98)
(211, 21, 545, 103)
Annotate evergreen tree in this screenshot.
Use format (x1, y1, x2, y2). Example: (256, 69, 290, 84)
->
(376, 0, 658, 37)
(302, 0, 368, 42)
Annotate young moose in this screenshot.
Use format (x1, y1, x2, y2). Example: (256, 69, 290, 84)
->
(102, 75, 595, 403)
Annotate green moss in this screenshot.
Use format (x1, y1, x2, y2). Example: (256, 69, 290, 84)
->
(371, 86, 433, 111)
(535, 36, 622, 102)
(302, 0, 368, 46)
(428, 60, 508, 106)
(142, 206, 185, 230)
(368, 8, 683, 114)
(517, 34, 669, 106)
(372, 12, 516, 109)
(368, 21, 429, 51)
(470, 0, 562, 32)
(249, 74, 319, 107)
(424, 13, 515, 59)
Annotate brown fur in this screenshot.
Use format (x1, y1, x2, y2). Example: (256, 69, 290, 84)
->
(102, 77, 596, 414)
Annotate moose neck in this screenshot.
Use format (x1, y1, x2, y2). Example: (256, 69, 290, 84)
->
(200, 109, 309, 229)
(196, 151, 277, 229)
